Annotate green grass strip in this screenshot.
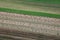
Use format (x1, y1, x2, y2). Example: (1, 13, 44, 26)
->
(0, 7, 60, 19)
(1, 0, 60, 4)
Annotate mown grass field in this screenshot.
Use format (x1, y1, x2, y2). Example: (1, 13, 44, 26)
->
(0, 0, 60, 40)
(0, 0, 60, 4)
(0, 0, 60, 18)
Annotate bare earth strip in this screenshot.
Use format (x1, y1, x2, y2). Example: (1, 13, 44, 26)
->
(0, 12, 60, 40)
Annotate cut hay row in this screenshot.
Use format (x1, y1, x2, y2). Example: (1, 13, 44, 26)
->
(0, 12, 60, 26)
(0, 12, 60, 37)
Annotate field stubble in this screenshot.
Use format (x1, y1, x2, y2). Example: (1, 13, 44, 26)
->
(0, 12, 60, 40)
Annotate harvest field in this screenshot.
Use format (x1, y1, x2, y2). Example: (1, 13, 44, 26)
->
(0, 12, 60, 40)
(0, 0, 60, 40)
(0, 0, 60, 18)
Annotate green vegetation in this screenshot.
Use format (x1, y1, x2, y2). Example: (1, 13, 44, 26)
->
(23, 0, 60, 4)
(0, 0, 60, 14)
(0, 0, 60, 19)
(0, 0, 60, 4)
(0, 8, 60, 19)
